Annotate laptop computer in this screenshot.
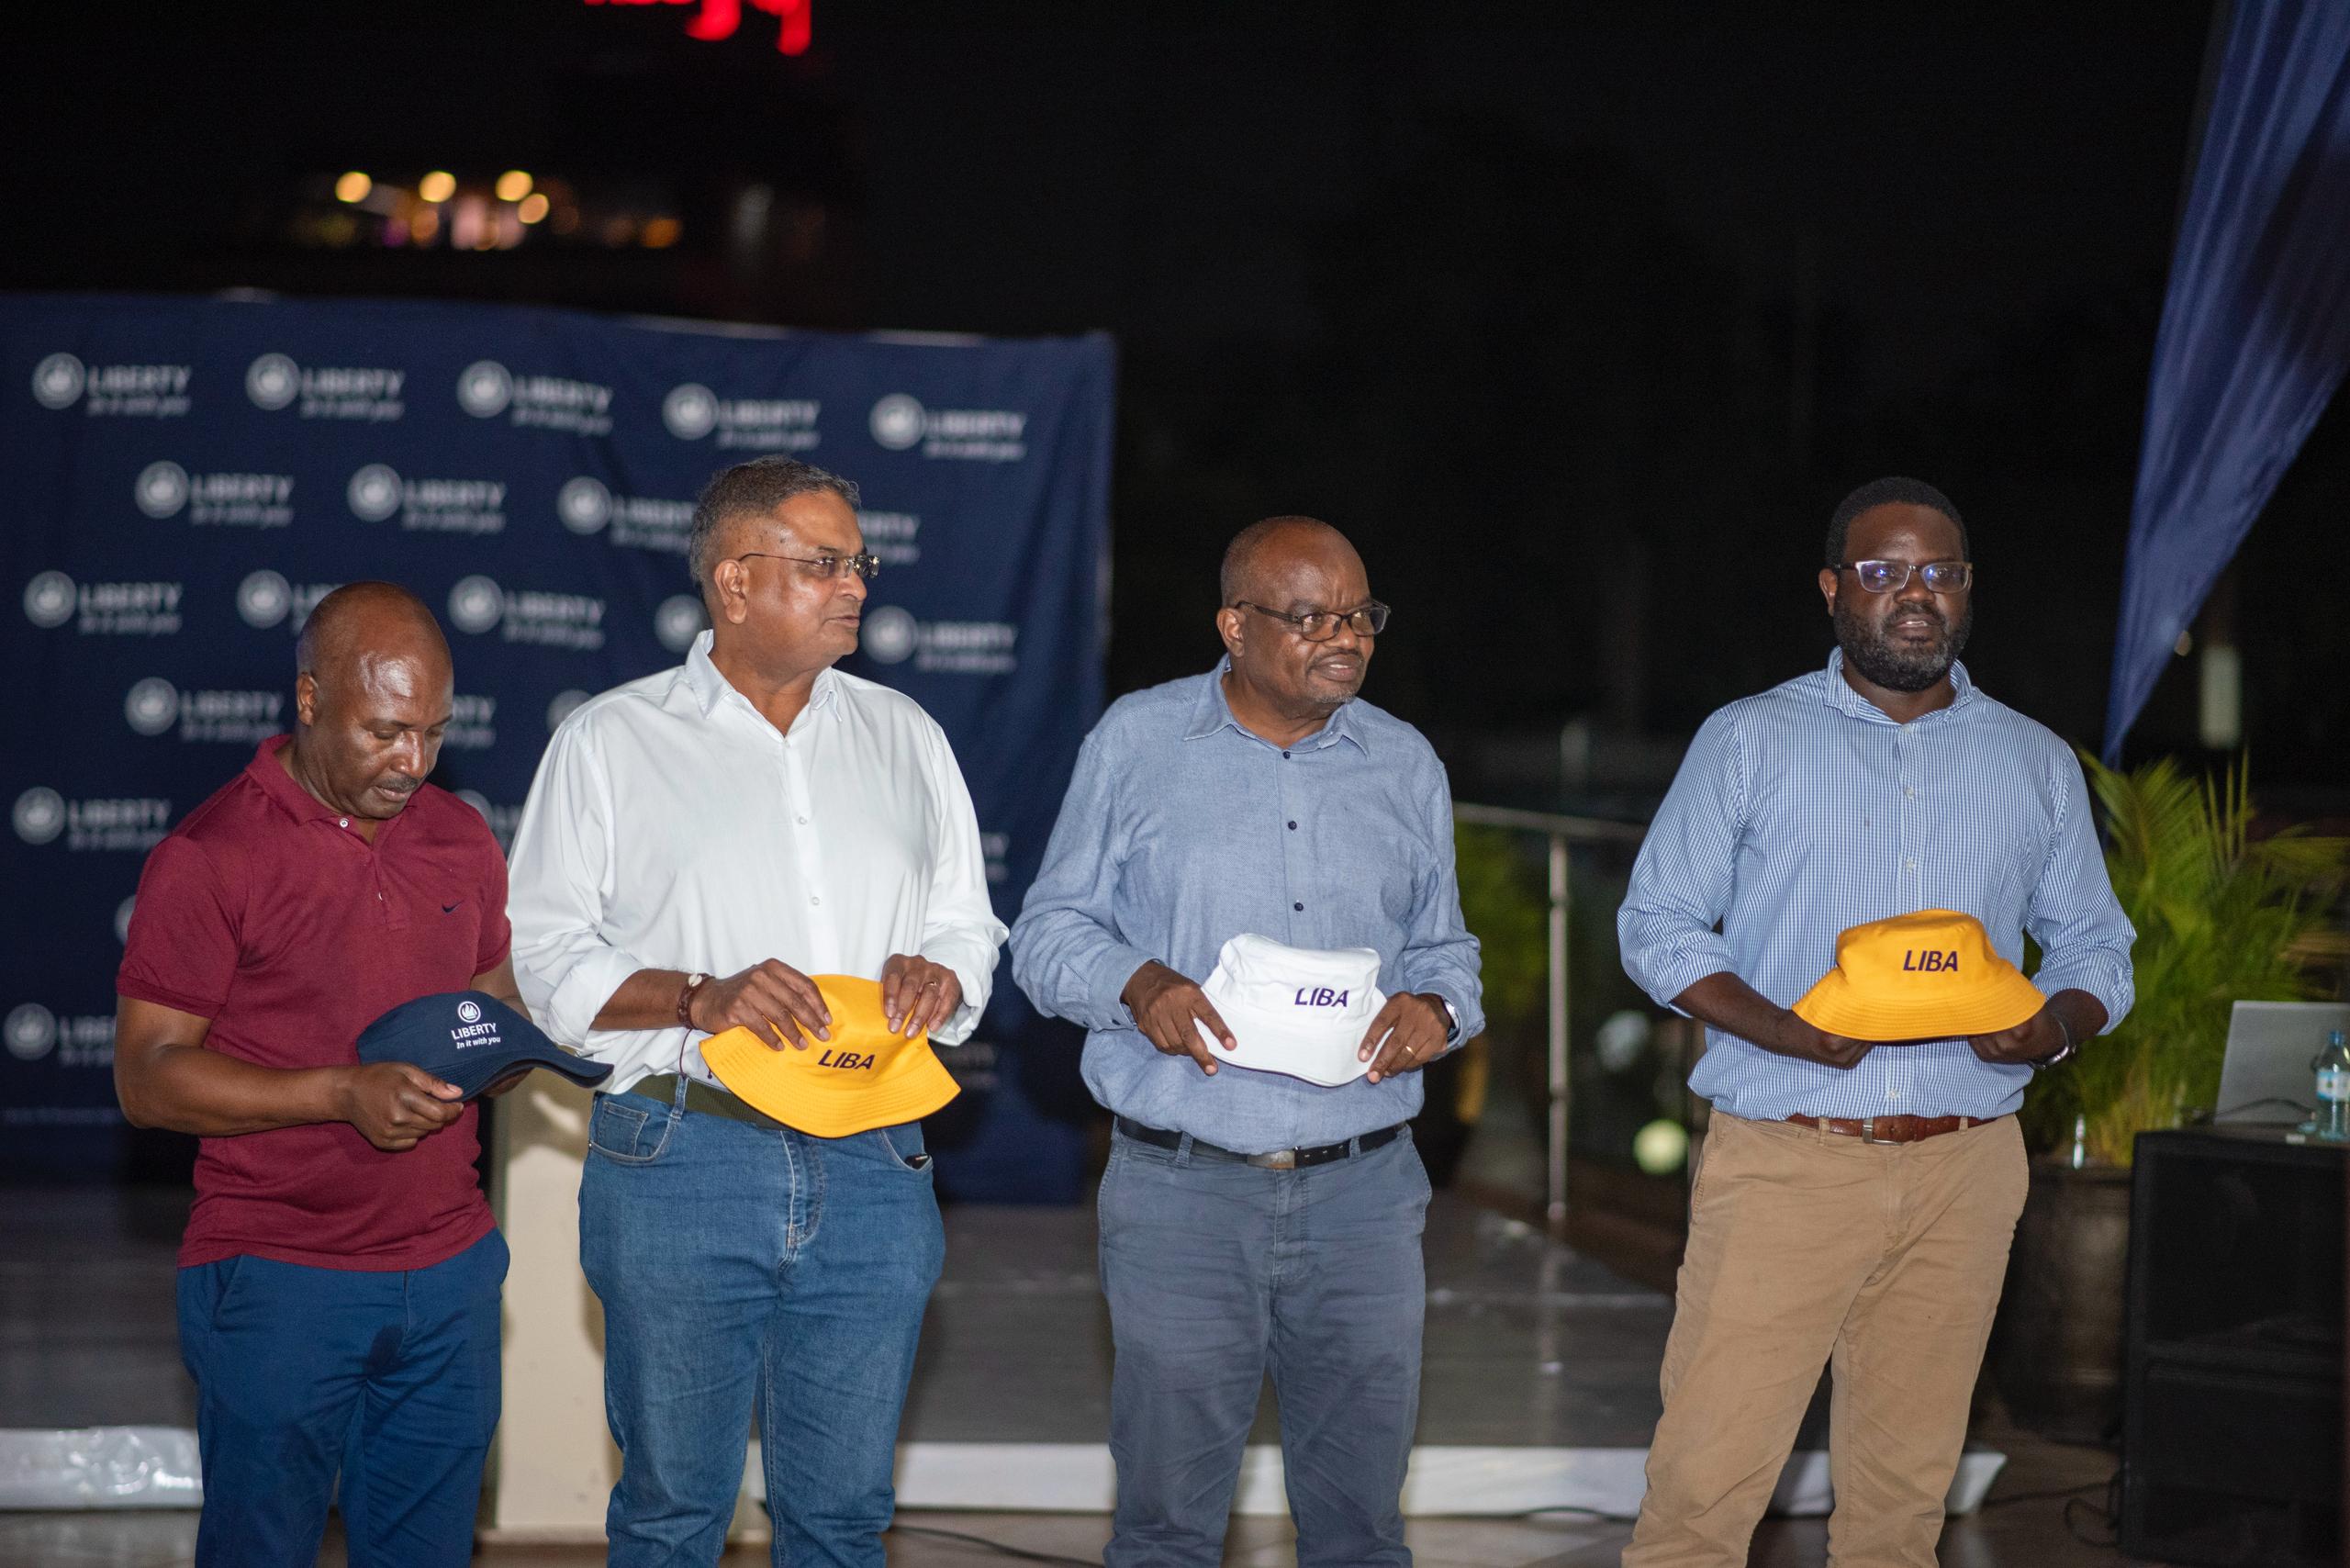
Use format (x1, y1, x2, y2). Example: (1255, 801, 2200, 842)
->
(2213, 1001, 2350, 1125)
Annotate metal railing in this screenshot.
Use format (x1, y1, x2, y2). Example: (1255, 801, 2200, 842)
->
(1450, 801, 1649, 1228)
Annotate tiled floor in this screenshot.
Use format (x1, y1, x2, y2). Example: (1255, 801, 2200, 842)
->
(2, 1186, 2165, 1565)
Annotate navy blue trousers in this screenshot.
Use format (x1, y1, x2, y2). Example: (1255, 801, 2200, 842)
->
(175, 1228, 507, 1568)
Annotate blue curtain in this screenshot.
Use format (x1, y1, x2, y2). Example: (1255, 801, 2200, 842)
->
(2103, 0, 2350, 761)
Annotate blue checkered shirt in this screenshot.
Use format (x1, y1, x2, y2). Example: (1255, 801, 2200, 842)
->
(1618, 652, 2134, 1121)
(1011, 664, 1485, 1153)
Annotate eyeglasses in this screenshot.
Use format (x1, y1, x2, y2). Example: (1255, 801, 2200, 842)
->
(1230, 599, 1391, 642)
(1838, 559, 1972, 594)
(730, 550, 881, 582)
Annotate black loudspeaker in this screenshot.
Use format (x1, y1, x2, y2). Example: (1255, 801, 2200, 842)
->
(2121, 1127, 2344, 1567)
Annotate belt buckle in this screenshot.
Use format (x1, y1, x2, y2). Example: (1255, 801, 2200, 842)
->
(1251, 1148, 1298, 1170)
(1860, 1116, 1894, 1145)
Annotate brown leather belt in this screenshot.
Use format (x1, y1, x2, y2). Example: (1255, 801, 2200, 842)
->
(1783, 1111, 2007, 1144)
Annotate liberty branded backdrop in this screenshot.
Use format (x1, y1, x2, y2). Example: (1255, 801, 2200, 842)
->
(0, 294, 1114, 1198)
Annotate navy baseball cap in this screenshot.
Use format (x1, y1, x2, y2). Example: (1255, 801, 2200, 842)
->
(354, 991, 611, 1100)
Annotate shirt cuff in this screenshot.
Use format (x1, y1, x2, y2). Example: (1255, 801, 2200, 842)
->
(1091, 943, 1157, 1031)
(1636, 950, 1739, 1015)
(2031, 966, 2131, 1036)
(542, 946, 649, 1049)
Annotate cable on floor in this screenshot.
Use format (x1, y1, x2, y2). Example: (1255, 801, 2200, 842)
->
(1508, 1504, 1642, 1523)
(1975, 1473, 2116, 1509)
(885, 1521, 1104, 1564)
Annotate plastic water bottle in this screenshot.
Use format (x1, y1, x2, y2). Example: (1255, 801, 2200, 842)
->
(2316, 1030, 2350, 1143)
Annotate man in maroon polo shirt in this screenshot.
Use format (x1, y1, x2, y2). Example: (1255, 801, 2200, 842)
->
(114, 581, 520, 1568)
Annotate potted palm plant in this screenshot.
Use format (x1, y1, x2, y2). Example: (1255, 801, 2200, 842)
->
(1989, 754, 2348, 1438)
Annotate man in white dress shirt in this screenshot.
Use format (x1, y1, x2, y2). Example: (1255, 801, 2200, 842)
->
(507, 455, 1007, 1568)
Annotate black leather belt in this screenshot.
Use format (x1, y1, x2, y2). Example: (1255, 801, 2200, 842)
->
(632, 1072, 787, 1133)
(1113, 1115, 1403, 1171)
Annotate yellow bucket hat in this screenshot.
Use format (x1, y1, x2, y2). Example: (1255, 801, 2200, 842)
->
(1792, 910, 2046, 1041)
(699, 975, 960, 1137)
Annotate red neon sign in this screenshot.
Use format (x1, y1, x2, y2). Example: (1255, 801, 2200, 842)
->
(584, 0, 812, 56)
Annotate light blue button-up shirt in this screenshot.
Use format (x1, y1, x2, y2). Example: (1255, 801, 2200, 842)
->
(1011, 663, 1485, 1154)
(1618, 651, 2134, 1122)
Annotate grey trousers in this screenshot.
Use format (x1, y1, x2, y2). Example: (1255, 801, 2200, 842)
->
(1097, 1123, 1432, 1568)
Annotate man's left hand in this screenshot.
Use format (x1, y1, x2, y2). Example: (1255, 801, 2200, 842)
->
(1967, 1002, 2065, 1066)
(1360, 993, 1451, 1084)
(881, 955, 962, 1038)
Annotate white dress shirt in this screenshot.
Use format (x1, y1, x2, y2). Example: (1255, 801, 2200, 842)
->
(507, 631, 1008, 1094)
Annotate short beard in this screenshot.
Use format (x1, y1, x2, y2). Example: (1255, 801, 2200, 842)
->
(1835, 598, 1972, 693)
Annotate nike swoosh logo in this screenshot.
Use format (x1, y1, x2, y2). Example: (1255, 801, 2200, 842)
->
(442, 902, 462, 913)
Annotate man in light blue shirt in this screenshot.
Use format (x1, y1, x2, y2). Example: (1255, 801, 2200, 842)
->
(1013, 515, 1483, 1568)
(1617, 477, 2133, 1568)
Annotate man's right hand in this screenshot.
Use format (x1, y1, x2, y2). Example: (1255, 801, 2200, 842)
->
(692, 959, 833, 1050)
(338, 1062, 466, 1151)
(1122, 960, 1237, 1076)
(1763, 1011, 1874, 1070)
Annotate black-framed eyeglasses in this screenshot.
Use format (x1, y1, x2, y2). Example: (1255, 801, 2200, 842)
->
(1230, 599, 1391, 642)
(1837, 559, 1972, 594)
(730, 550, 881, 582)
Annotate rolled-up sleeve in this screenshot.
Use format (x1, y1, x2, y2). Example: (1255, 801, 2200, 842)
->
(1011, 725, 1155, 1033)
(2024, 752, 2136, 1033)
(917, 723, 1011, 1046)
(1399, 761, 1484, 1042)
(1618, 710, 1748, 1010)
(506, 722, 647, 1053)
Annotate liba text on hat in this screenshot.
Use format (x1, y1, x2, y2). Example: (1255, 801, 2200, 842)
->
(1791, 909, 2045, 1042)
(355, 991, 612, 1100)
(701, 974, 960, 1137)
(1194, 934, 1388, 1087)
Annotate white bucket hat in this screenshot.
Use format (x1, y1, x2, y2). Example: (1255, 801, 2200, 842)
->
(1193, 934, 1387, 1087)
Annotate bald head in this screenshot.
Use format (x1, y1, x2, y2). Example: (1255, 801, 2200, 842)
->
(297, 581, 450, 685)
(284, 582, 456, 826)
(1219, 515, 1357, 607)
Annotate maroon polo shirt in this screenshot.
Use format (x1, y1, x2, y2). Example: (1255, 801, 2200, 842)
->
(118, 735, 508, 1271)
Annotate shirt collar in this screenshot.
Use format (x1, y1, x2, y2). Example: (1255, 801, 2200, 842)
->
(1181, 660, 1371, 755)
(243, 733, 408, 839)
(682, 630, 841, 724)
(1820, 647, 1978, 724)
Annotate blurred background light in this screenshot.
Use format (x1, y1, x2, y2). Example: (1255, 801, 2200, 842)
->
(1632, 1119, 1690, 1176)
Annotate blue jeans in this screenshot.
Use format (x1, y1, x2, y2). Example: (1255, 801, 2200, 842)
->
(579, 1085, 946, 1568)
(1098, 1125, 1432, 1568)
(174, 1228, 508, 1568)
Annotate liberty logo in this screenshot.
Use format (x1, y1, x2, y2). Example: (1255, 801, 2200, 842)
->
(817, 1049, 878, 1071)
(1293, 987, 1352, 1008)
(1902, 950, 1960, 972)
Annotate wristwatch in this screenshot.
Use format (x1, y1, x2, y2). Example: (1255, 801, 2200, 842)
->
(676, 971, 712, 1030)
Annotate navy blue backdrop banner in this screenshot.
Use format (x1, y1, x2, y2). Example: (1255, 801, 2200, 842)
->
(2103, 0, 2350, 762)
(0, 294, 1113, 1197)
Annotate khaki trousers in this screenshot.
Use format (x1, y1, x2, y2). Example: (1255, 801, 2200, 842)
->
(1622, 1110, 2030, 1568)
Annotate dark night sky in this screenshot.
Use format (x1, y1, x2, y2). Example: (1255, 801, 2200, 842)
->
(6, 1, 2342, 801)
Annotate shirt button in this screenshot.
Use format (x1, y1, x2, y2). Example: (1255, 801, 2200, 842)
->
(1281, 751, 1291, 759)
(1287, 821, 1297, 830)
(1292, 902, 1304, 912)
(810, 894, 822, 906)
(1904, 857, 1918, 870)
(338, 817, 349, 828)
(796, 815, 809, 825)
